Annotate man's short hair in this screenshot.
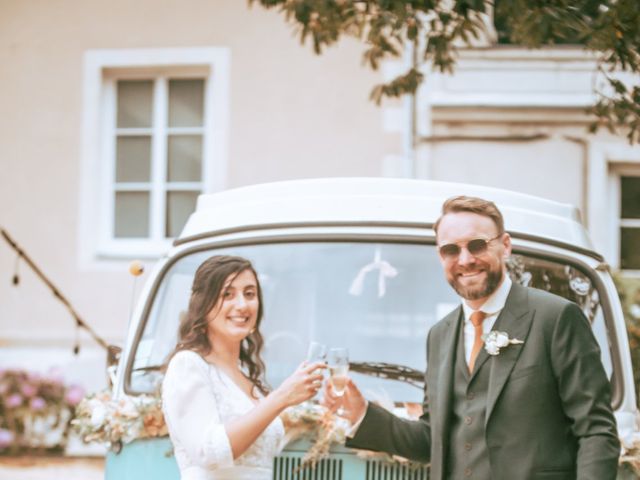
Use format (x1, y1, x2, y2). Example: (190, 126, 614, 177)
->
(434, 195, 505, 236)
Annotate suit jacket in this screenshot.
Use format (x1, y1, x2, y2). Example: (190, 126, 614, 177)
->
(347, 283, 620, 480)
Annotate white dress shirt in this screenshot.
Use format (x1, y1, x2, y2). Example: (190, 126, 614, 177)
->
(461, 275, 513, 366)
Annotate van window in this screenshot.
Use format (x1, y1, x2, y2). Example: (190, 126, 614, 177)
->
(127, 242, 612, 400)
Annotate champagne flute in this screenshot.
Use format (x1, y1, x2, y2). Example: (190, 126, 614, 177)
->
(306, 342, 327, 401)
(328, 347, 349, 415)
(306, 341, 327, 362)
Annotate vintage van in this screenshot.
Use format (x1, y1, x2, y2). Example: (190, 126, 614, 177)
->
(106, 177, 639, 479)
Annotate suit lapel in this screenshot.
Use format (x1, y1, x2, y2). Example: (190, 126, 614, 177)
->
(470, 347, 490, 377)
(485, 284, 534, 427)
(435, 307, 463, 444)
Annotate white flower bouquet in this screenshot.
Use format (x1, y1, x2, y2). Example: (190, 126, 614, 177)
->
(71, 390, 167, 447)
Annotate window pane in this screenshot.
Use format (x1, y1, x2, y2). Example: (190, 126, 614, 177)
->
(117, 80, 153, 128)
(168, 79, 204, 127)
(167, 135, 202, 182)
(116, 136, 151, 182)
(114, 192, 150, 238)
(166, 191, 198, 237)
(621, 228, 640, 270)
(621, 176, 640, 219)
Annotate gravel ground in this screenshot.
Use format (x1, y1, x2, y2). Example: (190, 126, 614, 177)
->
(0, 456, 104, 480)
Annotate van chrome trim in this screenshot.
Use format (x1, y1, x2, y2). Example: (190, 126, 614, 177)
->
(173, 221, 604, 262)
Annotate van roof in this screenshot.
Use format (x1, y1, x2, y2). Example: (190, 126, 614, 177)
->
(179, 177, 594, 252)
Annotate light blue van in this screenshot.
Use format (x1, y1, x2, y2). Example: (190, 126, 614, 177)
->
(106, 178, 639, 479)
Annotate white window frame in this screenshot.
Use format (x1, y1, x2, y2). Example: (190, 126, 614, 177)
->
(609, 166, 640, 275)
(79, 48, 230, 269)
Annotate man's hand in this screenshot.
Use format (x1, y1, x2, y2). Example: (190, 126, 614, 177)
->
(323, 377, 367, 425)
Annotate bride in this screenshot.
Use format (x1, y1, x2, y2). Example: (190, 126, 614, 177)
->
(162, 255, 324, 480)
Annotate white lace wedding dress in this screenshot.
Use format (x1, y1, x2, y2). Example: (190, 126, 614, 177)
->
(162, 350, 284, 480)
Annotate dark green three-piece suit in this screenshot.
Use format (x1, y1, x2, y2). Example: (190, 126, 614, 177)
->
(348, 283, 620, 480)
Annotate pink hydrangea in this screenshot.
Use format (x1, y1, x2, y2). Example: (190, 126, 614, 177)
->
(21, 384, 37, 398)
(29, 397, 46, 411)
(65, 385, 85, 406)
(0, 429, 14, 449)
(5, 394, 22, 408)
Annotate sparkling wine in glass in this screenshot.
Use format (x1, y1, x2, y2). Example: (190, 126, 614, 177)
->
(328, 347, 349, 398)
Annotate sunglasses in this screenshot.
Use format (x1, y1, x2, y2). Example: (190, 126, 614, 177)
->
(438, 234, 503, 259)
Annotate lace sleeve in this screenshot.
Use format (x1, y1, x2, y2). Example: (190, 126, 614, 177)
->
(162, 351, 235, 469)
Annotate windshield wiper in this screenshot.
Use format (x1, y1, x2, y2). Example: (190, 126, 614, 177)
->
(349, 362, 425, 389)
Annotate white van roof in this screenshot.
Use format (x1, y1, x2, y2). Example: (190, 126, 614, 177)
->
(179, 177, 594, 252)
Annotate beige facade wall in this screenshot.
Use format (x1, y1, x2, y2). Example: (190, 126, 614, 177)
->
(0, 0, 397, 373)
(427, 109, 590, 213)
(430, 139, 584, 208)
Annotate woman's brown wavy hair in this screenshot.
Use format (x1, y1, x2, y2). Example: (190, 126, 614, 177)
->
(170, 255, 268, 397)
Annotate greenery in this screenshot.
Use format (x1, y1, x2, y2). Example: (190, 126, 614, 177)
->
(249, 0, 640, 143)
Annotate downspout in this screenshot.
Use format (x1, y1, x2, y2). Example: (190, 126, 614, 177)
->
(402, 38, 418, 178)
(562, 135, 591, 230)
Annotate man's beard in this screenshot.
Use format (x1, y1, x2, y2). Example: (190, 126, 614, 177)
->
(449, 267, 503, 301)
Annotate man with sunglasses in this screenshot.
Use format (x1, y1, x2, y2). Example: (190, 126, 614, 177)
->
(327, 195, 619, 480)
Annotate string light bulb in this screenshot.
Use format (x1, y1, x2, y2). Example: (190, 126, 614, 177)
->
(129, 260, 144, 277)
(12, 254, 20, 286)
(73, 320, 81, 355)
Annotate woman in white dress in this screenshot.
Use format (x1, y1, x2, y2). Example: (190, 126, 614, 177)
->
(162, 255, 324, 480)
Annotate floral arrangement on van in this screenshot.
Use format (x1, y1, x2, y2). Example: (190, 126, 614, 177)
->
(71, 388, 342, 464)
(0, 368, 84, 455)
(71, 390, 167, 451)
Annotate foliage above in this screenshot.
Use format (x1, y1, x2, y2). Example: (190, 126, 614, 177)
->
(250, 0, 640, 143)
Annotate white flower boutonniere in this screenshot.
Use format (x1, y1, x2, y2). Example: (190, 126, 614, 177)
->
(482, 331, 524, 356)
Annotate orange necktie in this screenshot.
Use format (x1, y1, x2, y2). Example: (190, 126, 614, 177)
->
(469, 310, 487, 372)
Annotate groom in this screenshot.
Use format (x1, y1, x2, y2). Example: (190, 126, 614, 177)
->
(328, 196, 620, 480)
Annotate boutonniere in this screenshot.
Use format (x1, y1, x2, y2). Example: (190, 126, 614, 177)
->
(482, 331, 524, 356)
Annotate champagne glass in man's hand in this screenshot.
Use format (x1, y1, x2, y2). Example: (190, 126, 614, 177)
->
(323, 375, 367, 425)
(327, 347, 349, 414)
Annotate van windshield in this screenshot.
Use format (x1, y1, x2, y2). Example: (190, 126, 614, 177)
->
(127, 242, 612, 402)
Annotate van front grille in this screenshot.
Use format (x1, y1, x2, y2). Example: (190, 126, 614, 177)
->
(273, 456, 343, 480)
(365, 460, 430, 480)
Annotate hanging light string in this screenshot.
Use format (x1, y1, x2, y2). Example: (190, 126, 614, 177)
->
(1, 227, 109, 351)
(13, 252, 21, 285)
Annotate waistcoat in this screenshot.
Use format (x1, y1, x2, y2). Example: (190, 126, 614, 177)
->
(445, 315, 493, 480)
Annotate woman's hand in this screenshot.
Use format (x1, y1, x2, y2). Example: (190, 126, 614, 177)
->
(273, 361, 325, 408)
